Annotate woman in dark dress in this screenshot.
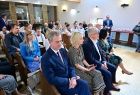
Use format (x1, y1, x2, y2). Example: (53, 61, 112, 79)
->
(98, 29, 133, 75)
(68, 32, 105, 95)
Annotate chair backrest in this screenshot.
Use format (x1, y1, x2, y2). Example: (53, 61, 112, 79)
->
(40, 72, 60, 95)
(40, 46, 46, 55)
(1, 40, 13, 64)
(62, 34, 72, 49)
(0, 89, 6, 95)
(15, 52, 28, 85)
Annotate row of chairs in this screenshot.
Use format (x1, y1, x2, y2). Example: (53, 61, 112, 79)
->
(0, 34, 71, 95)
(16, 52, 61, 95)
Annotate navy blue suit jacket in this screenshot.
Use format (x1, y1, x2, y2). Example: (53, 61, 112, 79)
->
(0, 17, 6, 31)
(103, 19, 113, 28)
(41, 48, 76, 87)
(82, 38, 106, 68)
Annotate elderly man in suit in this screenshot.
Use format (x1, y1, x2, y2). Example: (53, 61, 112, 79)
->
(41, 31, 91, 95)
(82, 28, 120, 95)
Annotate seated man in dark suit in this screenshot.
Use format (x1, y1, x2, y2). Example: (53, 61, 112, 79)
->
(82, 28, 120, 95)
(4, 24, 24, 56)
(41, 31, 91, 95)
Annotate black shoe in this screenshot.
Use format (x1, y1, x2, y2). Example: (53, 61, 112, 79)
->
(104, 92, 112, 95)
(112, 86, 120, 91)
(136, 50, 140, 53)
(113, 81, 119, 84)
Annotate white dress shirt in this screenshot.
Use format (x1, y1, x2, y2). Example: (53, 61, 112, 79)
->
(92, 40, 102, 61)
(51, 48, 64, 63)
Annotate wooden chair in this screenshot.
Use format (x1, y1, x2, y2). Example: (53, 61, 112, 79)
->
(0, 89, 6, 95)
(1, 43, 14, 64)
(40, 72, 60, 95)
(40, 46, 46, 55)
(62, 34, 72, 50)
(14, 52, 40, 94)
(1, 40, 17, 80)
(0, 39, 19, 64)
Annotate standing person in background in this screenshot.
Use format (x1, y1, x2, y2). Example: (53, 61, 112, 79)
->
(133, 22, 140, 53)
(103, 15, 113, 35)
(103, 15, 113, 44)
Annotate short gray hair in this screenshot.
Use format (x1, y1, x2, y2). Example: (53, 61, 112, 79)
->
(88, 27, 98, 37)
(47, 31, 61, 41)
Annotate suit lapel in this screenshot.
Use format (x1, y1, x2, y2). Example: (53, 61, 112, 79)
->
(88, 38, 101, 58)
(59, 49, 67, 66)
(96, 42, 102, 54)
(49, 48, 65, 67)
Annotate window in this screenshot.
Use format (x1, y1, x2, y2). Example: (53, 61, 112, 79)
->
(33, 5, 43, 23)
(16, 4, 29, 23)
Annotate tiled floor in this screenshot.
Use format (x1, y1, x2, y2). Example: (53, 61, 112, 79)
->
(111, 45, 140, 95)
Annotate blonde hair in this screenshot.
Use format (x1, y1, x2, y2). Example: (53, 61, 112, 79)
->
(23, 30, 33, 44)
(70, 32, 83, 47)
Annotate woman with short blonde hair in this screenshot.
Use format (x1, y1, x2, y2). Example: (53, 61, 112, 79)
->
(69, 32, 105, 95)
(70, 32, 83, 47)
